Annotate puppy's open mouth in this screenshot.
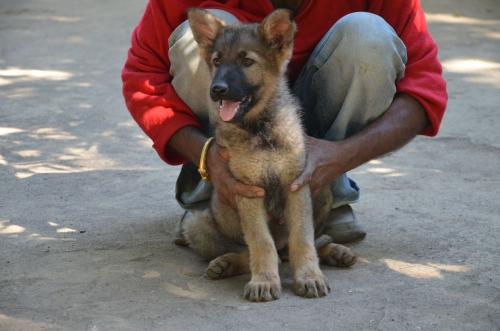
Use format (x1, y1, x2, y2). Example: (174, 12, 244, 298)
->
(218, 96, 252, 122)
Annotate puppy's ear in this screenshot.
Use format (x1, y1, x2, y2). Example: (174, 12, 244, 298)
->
(188, 9, 225, 49)
(259, 9, 297, 50)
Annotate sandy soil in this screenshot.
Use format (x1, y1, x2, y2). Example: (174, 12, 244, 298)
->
(0, 0, 499, 330)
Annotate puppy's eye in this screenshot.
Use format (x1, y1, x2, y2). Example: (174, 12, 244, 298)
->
(242, 58, 255, 67)
(212, 57, 222, 67)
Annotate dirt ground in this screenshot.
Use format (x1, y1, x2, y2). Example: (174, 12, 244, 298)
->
(0, 0, 499, 330)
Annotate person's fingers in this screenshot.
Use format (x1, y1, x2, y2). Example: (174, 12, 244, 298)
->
(218, 146, 230, 161)
(310, 183, 321, 197)
(290, 163, 313, 192)
(211, 146, 263, 201)
(220, 194, 233, 208)
(224, 197, 236, 209)
(216, 182, 234, 208)
(229, 195, 237, 209)
(233, 181, 265, 198)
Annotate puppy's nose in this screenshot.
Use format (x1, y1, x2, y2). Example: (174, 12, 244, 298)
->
(211, 82, 228, 98)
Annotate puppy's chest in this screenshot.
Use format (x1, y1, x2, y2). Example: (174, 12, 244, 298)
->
(218, 128, 304, 186)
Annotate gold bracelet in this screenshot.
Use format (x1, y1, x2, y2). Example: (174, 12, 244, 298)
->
(198, 137, 214, 181)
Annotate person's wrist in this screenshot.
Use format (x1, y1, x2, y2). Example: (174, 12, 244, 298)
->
(198, 137, 214, 181)
(205, 141, 217, 173)
(328, 139, 356, 174)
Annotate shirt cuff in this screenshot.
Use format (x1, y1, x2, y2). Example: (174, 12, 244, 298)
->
(152, 113, 202, 165)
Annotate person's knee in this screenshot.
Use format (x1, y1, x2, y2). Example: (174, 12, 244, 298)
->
(299, 13, 408, 139)
(332, 12, 407, 78)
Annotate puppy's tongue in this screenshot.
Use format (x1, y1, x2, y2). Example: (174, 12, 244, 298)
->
(219, 100, 241, 122)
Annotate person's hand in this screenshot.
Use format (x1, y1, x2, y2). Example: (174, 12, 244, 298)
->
(290, 136, 349, 196)
(206, 142, 265, 208)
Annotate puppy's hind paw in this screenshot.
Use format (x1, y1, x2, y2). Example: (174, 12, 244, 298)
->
(319, 243, 357, 267)
(206, 255, 236, 279)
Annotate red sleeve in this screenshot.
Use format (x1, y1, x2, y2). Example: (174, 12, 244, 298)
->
(369, 0, 448, 136)
(121, 0, 202, 165)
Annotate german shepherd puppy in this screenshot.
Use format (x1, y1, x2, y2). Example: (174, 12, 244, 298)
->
(184, 9, 357, 302)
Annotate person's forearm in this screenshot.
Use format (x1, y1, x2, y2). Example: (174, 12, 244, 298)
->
(337, 94, 429, 172)
(167, 126, 209, 165)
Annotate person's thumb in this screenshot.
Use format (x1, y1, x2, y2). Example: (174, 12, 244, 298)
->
(218, 147, 230, 161)
(290, 164, 313, 192)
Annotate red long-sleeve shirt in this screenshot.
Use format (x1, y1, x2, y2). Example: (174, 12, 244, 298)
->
(122, 0, 447, 165)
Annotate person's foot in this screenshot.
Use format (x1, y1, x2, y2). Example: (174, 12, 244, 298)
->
(174, 211, 190, 246)
(322, 205, 366, 244)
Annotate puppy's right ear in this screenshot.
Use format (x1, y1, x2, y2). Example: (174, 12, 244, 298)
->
(259, 9, 296, 50)
(188, 9, 225, 49)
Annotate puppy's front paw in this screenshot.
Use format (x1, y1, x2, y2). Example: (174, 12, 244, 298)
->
(243, 274, 281, 302)
(293, 270, 330, 298)
(319, 243, 357, 267)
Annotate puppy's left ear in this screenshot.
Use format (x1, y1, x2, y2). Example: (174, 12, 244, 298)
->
(188, 9, 226, 49)
(259, 9, 297, 50)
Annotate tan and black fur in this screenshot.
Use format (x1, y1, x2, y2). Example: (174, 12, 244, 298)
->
(184, 9, 357, 302)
